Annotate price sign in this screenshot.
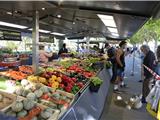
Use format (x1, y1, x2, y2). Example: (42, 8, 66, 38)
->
(39, 35, 54, 43)
(0, 29, 21, 41)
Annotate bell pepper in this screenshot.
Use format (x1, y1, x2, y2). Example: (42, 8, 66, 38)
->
(65, 86, 72, 92)
(71, 78, 77, 82)
(70, 81, 75, 86)
(77, 82, 84, 88)
(59, 84, 64, 88)
(72, 85, 80, 94)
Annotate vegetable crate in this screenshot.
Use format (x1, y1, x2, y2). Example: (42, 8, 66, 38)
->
(3, 96, 60, 120)
(74, 81, 90, 99)
(0, 90, 17, 112)
(40, 89, 75, 119)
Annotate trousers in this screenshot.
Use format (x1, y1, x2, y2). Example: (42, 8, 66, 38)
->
(110, 63, 117, 83)
(143, 77, 152, 98)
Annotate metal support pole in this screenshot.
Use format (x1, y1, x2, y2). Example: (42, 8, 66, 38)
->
(86, 37, 90, 52)
(58, 39, 64, 50)
(131, 51, 135, 76)
(32, 11, 39, 73)
(77, 39, 79, 52)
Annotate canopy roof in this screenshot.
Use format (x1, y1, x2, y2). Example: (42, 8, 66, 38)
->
(0, 1, 159, 40)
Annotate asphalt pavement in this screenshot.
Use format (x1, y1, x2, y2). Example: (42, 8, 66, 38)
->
(99, 54, 156, 120)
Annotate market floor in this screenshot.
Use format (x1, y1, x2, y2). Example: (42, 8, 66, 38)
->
(99, 55, 156, 120)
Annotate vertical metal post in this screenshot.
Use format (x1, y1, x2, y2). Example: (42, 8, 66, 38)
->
(86, 37, 90, 52)
(32, 11, 39, 73)
(58, 39, 64, 50)
(131, 49, 135, 76)
(77, 39, 79, 52)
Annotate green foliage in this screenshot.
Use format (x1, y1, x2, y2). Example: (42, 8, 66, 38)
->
(129, 18, 160, 44)
(90, 77, 103, 86)
(6, 41, 18, 50)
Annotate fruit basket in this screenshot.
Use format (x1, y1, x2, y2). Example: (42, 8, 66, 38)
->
(0, 70, 28, 80)
(3, 97, 60, 120)
(19, 66, 33, 75)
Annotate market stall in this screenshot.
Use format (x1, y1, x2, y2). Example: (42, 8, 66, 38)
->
(60, 67, 111, 120)
(0, 56, 112, 120)
(0, 1, 159, 120)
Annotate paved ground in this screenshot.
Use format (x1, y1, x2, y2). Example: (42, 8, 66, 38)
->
(100, 55, 156, 120)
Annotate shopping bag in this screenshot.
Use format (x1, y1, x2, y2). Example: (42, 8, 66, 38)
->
(157, 101, 160, 120)
(146, 103, 157, 118)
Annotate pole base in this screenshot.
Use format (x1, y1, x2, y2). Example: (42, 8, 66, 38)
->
(130, 71, 134, 76)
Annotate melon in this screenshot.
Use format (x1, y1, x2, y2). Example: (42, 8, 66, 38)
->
(11, 101, 23, 112)
(21, 79, 29, 87)
(17, 110, 27, 118)
(15, 87, 24, 96)
(27, 93, 36, 100)
(23, 99, 35, 110)
(34, 90, 43, 98)
(40, 86, 49, 93)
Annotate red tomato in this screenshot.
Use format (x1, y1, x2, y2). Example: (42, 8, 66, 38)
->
(41, 93, 49, 100)
(59, 84, 65, 88)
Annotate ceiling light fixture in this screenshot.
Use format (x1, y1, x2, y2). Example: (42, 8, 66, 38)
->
(28, 28, 50, 33)
(51, 32, 65, 36)
(97, 14, 116, 27)
(42, 8, 46, 10)
(108, 27, 118, 33)
(73, 22, 75, 24)
(6, 12, 12, 15)
(0, 21, 27, 29)
(57, 14, 61, 18)
(111, 32, 119, 37)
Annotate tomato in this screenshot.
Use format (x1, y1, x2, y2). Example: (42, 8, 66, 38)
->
(71, 78, 77, 82)
(77, 82, 84, 88)
(59, 84, 65, 88)
(65, 86, 72, 92)
(41, 93, 49, 100)
(48, 83, 52, 87)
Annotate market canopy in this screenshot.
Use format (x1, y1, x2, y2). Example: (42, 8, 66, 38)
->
(0, 1, 159, 40)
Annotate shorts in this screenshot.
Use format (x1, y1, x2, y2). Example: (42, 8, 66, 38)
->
(117, 69, 125, 78)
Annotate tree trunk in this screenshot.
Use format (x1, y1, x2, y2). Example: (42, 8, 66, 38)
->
(154, 39, 158, 52)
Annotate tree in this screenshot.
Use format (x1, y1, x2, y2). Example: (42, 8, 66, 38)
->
(6, 41, 18, 50)
(129, 18, 160, 45)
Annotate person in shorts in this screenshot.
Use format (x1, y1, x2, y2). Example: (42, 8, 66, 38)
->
(114, 41, 127, 92)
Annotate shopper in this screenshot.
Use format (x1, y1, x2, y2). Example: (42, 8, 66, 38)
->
(155, 45, 160, 74)
(46, 44, 52, 53)
(114, 41, 127, 92)
(140, 45, 156, 103)
(39, 45, 52, 63)
(58, 43, 68, 56)
(105, 43, 117, 83)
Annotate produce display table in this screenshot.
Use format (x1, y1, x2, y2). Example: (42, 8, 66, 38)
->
(0, 61, 21, 67)
(0, 58, 111, 120)
(60, 68, 111, 120)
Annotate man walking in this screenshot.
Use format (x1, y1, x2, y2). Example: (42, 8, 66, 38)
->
(114, 41, 127, 92)
(140, 45, 156, 103)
